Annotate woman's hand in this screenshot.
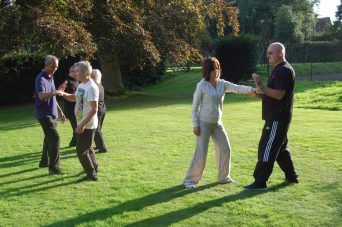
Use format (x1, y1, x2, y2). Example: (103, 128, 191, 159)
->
(193, 127, 200, 136)
(246, 88, 257, 97)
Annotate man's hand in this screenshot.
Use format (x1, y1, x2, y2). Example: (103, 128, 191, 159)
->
(193, 127, 200, 136)
(59, 112, 66, 123)
(55, 90, 63, 96)
(75, 124, 86, 134)
(58, 81, 67, 92)
(252, 73, 262, 86)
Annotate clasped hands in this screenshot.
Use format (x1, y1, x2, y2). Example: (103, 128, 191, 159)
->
(246, 73, 264, 97)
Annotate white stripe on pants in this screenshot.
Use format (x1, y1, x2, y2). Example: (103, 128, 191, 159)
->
(183, 121, 232, 185)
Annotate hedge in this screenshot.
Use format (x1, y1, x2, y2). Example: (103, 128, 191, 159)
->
(0, 54, 83, 104)
(215, 35, 258, 83)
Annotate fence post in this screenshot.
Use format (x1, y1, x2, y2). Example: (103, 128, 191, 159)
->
(310, 43, 313, 81)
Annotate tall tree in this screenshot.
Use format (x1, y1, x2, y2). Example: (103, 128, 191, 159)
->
(236, 0, 319, 42)
(0, 0, 239, 93)
(274, 5, 303, 43)
(331, 0, 342, 40)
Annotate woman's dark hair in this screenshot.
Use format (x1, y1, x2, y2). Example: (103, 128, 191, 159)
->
(202, 57, 221, 81)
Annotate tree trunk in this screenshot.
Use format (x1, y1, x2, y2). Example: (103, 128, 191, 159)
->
(99, 53, 124, 95)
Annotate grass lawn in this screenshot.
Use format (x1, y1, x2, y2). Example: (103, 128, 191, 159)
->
(0, 70, 341, 226)
(257, 61, 342, 77)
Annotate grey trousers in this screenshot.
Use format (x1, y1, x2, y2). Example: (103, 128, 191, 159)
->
(184, 121, 232, 185)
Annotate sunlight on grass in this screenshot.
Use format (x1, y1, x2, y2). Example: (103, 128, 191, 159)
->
(257, 62, 342, 77)
(0, 70, 341, 226)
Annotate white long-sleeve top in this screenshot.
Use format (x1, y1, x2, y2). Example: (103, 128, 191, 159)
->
(192, 79, 253, 127)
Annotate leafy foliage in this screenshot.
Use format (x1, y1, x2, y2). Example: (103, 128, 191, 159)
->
(236, 0, 318, 42)
(274, 5, 303, 43)
(215, 35, 258, 83)
(0, 0, 96, 58)
(0, 0, 240, 68)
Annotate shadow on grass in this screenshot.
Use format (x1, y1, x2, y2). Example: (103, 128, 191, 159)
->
(0, 148, 76, 169)
(1, 171, 84, 198)
(126, 182, 290, 226)
(0, 173, 48, 186)
(0, 105, 37, 131)
(0, 152, 41, 169)
(44, 183, 219, 227)
(44, 182, 289, 227)
(0, 167, 38, 178)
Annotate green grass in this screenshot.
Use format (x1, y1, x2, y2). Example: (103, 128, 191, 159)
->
(257, 61, 342, 77)
(0, 70, 341, 226)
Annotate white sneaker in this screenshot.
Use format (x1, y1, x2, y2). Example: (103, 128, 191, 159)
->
(183, 183, 196, 189)
(219, 177, 237, 184)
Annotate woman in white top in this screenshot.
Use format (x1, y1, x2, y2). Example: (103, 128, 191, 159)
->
(183, 57, 255, 189)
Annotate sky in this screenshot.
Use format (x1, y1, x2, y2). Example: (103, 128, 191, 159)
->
(315, 0, 340, 21)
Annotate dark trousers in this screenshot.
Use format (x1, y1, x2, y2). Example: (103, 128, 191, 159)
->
(94, 111, 107, 151)
(38, 117, 60, 170)
(76, 129, 98, 177)
(64, 105, 77, 146)
(253, 120, 297, 183)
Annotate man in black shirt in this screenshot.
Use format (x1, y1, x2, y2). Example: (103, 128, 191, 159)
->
(59, 65, 79, 147)
(245, 42, 299, 190)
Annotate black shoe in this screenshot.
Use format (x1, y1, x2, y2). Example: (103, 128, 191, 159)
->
(97, 149, 107, 153)
(78, 175, 98, 182)
(49, 168, 65, 175)
(39, 163, 49, 168)
(285, 178, 299, 184)
(244, 181, 268, 190)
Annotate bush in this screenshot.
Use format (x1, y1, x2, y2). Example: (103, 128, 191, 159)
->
(0, 54, 84, 104)
(285, 41, 342, 63)
(215, 35, 258, 83)
(0, 53, 164, 104)
(121, 61, 164, 90)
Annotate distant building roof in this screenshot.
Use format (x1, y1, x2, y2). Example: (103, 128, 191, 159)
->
(315, 17, 332, 32)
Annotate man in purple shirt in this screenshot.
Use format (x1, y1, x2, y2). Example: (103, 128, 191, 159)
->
(35, 55, 65, 175)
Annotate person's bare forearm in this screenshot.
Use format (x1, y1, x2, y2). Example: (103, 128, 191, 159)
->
(259, 86, 285, 100)
(61, 92, 76, 102)
(38, 92, 57, 100)
(57, 103, 63, 114)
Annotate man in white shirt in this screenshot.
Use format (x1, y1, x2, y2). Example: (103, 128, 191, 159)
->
(61, 61, 99, 181)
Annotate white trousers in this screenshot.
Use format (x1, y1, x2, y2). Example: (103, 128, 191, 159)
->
(183, 121, 232, 185)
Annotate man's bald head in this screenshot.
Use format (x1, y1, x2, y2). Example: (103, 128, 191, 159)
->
(267, 42, 286, 66)
(270, 42, 285, 56)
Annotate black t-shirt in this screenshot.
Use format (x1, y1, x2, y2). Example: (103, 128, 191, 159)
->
(262, 61, 295, 122)
(63, 76, 79, 111)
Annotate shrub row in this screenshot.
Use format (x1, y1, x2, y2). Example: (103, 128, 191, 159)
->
(215, 35, 258, 83)
(0, 54, 88, 104)
(0, 54, 161, 104)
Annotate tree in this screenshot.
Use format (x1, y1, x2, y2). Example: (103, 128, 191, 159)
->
(337, 0, 342, 23)
(0, 1, 96, 57)
(236, 0, 319, 42)
(331, 0, 342, 40)
(274, 5, 303, 43)
(0, 0, 240, 93)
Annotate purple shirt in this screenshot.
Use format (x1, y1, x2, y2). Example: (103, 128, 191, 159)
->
(34, 70, 58, 120)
